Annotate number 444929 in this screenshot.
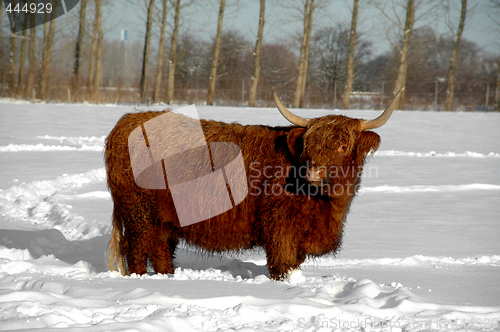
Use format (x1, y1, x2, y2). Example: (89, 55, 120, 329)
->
(5, 2, 53, 14)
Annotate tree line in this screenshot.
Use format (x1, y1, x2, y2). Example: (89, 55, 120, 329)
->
(1, 0, 499, 111)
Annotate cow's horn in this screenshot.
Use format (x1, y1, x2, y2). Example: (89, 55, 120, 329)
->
(272, 86, 310, 127)
(360, 87, 405, 131)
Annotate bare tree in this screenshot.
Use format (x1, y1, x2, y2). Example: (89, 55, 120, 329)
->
(206, 0, 226, 105)
(166, 0, 182, 104)
(173, 32, 211, 100)
(92, 0, 103, 102)
(294, 0, 315, 108)
(139, 0, 155, 103)
(259, 43, 298, 92)
(25, 25, 36, 100)
(394, 0, 415, 108)
(209, 30, 251, 100)
(39, 10, 56, 101)
(72, 0, 87, 96)
(341, 0, 359, 109)
(488, 0, 500, 111)
(309, 24, 372, 104)
(87, 5, 98, 98)
(153, 0, 168, 104)
(373, 0, 416, 109)
(497, 56, 500, 112)
(17, 29, 28, 96)
(0, 0, 4, 71)
(444, 0, 467, 111)
(7, 34, 17, 95)
(248, 0, 266, 107)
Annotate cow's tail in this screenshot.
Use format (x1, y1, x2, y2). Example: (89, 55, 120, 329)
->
(107, 213, 129, 275)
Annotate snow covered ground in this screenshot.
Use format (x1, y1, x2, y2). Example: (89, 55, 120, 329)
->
(0, 100, 499, 331)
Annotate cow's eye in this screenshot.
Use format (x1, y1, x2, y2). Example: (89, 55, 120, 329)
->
(337, 145, 347, 153)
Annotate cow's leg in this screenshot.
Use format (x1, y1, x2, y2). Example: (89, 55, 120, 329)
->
(264, 244, 306, 281)
(149, 228, 178, 274)
(123, 235, 148, 275)
(117, 194, 156, 276)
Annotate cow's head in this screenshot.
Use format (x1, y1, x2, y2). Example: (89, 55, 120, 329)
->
(274, 87, 404, 197)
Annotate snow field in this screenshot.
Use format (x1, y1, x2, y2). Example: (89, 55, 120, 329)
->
(0, 101, 499, 330)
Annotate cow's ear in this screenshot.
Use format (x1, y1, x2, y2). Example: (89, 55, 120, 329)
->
(287, 128, 307, 160)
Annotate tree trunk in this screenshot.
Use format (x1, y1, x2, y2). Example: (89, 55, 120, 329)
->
(293, 0, 309, 108)
(72, 0, 87, 97)
(92, 0, 103, 102)
(153, 0, 168, 104)
(393, 0, 415, 109)
(445, 0, 467, 111)
(39, 10, 56, 101)
(166, 0, 181, 104)
(294, 0, 314, 108)
(87, 9, 98, 99)
(495, 56, 500, 112)
(8, 34, 17, 95)
(248, 0, 265, 107)
(0, 0, 4, 74)
(299, 0, 314, 107)
(17, 29, 28, 96)
(139, 0, 156, 104)
(25, 25, 36, 99)
(341, 0, 358, 110)
(206, 0, 225, 106)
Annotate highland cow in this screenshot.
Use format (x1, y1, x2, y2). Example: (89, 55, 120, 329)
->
(106, 87, 404, 280)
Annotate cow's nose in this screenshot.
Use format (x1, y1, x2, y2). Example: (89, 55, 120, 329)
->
(306, 167, 325, 182)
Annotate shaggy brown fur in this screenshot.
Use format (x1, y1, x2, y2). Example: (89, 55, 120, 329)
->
(106, 110, 381, 280)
